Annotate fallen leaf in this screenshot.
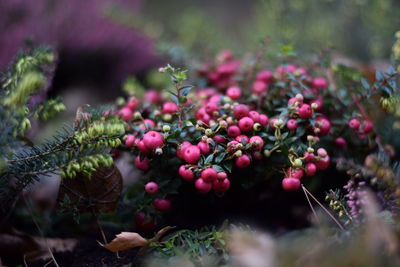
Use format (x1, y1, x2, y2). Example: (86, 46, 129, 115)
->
(100, 232, 149, 252)
(57, 164, 123, 213)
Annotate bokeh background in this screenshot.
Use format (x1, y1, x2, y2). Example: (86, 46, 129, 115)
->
(1, 0, 399, 121)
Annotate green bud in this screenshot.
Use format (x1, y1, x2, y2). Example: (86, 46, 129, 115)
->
(293, 158, 303, 167)
(163, 125, 171, 132)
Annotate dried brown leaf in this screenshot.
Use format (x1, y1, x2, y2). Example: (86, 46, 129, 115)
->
(100, 232, 149, 252)
(57, 164, 123, 213)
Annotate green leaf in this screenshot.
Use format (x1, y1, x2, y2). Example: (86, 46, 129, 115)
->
(212, 165, 225, 172)
(215, 152, 226, 163)
(179, 85, 193, 96)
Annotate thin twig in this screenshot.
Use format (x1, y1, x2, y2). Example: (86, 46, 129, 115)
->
(91, 208, 108, 245)
(23, 254, 28, 267)
(301, 184, 320, 224)
(301, 185, 345, 231)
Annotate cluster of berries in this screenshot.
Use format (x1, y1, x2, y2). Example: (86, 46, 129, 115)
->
(113, 50, 376, 220)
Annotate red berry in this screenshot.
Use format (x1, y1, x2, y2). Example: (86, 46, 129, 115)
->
(213, 135, 227, 144)
(317, 148, 328, 157)
(118, 107, 133, 121)
(238, 117, 254, 132)
(304, 152, 315, 162)
(183, 145, 201, 164)
(233, 104, 249, 119)
(201, 168, 218, 182)
(138, 140, 150, 155)
(126, 98, 139, 110)
(361, 119, 374, 134)
(248, 111, 260, 123)
(142, 131, 164, 150)
(310, 98, 323, 112)
(197, 141, 210, 155)
(135, 156, 149, 171)
(249, 136, 264, 150)
(259, 114, 269, 126)
(177, 141, 191, 159)
(162, 102, 178, 114)
(287, 119, 298, 130)
(144, 90, 162, 104)
(145, 182, 159, 194)
(252, 80, 267, 94)
(143, 119, 155, 129)
(235, 135, 249, 143)
(226, 87, 242, 100)
(179, 165, 194, 181)
(205, 102, 219, 115)
(195, 178, 212, 193)
(349, 118, 360, 130)
(335, 137, 347, 148)
(315, 155, 330, 170)
(256, 70, 273, 83)
(153, 198, 171, 211)
(312, 77, 328, 89)
(288, 167, 304, 179)
(217, 172, 228, 180)
(228, 125, 241, 138)
(282, 177, 300, 191)
(213, 178, 230, 193)
(269, 118, 277, 129)
(315, 117, 331, 136)
(298, 104, 312, 119)
(252, 151, 263, 160)
(235, 155, 251, 168)
(125, 135, 136, 147)
(135, 212, 156, 233)
(305, 163, 317, 176)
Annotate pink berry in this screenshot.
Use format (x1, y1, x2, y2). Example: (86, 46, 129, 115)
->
(349, 118, 360, 130)
(248, 111, 260, 123)
(249, 136, 264, 150)
(312, 77, 328, 89)
(213, 178, 230, 193)
(315, 155, 330, 170)
(177, 141, 191, 159)
(143, 119, 155, 129)
(145, 182, 159, 194)
(256, 70, 273, 83)
(233, 104, 249, 119)
(335, 137, 347, 148)
(118, 107, 133, 121)
(235, 155, 251, 168)
(197, 141, 210, 155)
(135, 156, 149, 171)
(179, 165, 194, 181)
(282, 177, 300, 191)
(153, 198, 171, 211)
(228, 125, 241, 138)
(235, 135, 249, 143)
(361, 119, 374, 134)
(259, 114, 269, 126)
(138, 140, 150, 155)
(195, 178, 212, 193)
(194, 178, 212, 194)
(183, 145, 201, 164)
(315, 117, 331, 136)
(201, 168, 218, 182)
(205, 102, 219, 115)
(287, 119, 298, 130)
(144, 90, 162, 104)
(226, 87, 242, 100)
(125, 135, 136, 147)
(142, 131, 164, 150)
(305, 163, 317, 176)
(298, 104, 312, 119)
(317, 148, 328, 157)
(310, 98, 323, 112)
(304, 152, 315, 162)
(217, 172, 228, 180)
(288, 167, 304, 179)
(238, 117, 254, 132)
(213, 135, 227, 144)
(126, 98, 139, 110)
(252, 80, 267, 94)
(269, 118, 277, 129)
(162, 102, 178, 114)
